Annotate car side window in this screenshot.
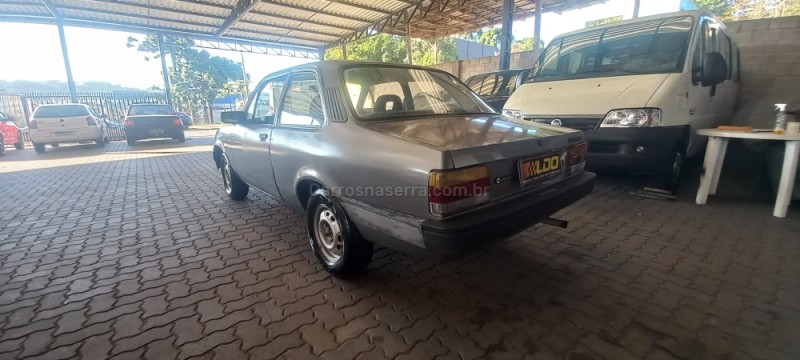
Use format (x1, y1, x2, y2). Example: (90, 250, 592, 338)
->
(0, 112, 6, 121)
(279, 72, 324, 128)
(251, 75, 287, 124)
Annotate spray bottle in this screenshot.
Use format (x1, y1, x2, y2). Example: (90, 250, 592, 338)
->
(774, 104, 787, 134)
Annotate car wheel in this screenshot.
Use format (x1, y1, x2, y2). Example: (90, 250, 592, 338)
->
(127, 138, 136, 146)
(33, 142, 45, 153)
(659, 142, 686, 193)
(51, 143, 59, 148)
(0, 135, 5, 156)
(13, 132, 24, 150)
(177, 132, 186, 143)
(104, 136, 110, 144)
(307, 189, 373, 278)
(95, 136, 106, 147)
(220, 153, 249, 200)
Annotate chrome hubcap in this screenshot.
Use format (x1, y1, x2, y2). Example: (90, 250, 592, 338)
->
(222, 157, 232, 194)
(314, 206, 343, 264)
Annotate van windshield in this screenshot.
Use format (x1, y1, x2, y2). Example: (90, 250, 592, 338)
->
(532, 16, 694, 82)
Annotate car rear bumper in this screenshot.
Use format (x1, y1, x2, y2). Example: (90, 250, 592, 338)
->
(125, 126, 184, 140)
(583, 126, 687, 173)
(340, 172, 596, 257)
(30, 127, 102, 144)
(420, 172, 596, 256)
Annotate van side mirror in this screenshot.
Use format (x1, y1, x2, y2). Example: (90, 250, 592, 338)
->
(221, 111, 246, 124)
(702, 52, 727, 87)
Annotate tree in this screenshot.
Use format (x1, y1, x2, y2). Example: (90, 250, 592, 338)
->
(126, 35, 247, 123)
(478, 28, 503, 49)
(325, 35, 457, 65)
(694, 0, 800, 20)
(513, 37, 545, 52)
(693, 0, 733, 18)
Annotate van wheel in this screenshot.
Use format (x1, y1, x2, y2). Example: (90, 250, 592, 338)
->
(33, 142, 45, 153)
(14, 132, 24, 150)
(660, 143, 686, 193)
(307, 189, 373, 278)
(220, 154, 249, 200)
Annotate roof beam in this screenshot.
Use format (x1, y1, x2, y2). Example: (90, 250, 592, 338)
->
(237, 19, 343, 38)
(216, 0, 259, 36)
(53, 4, 218, 30)
(260, 1, 375, 24)
(327, 0, 394, 15)
(39, 0, 59, 17)
(249, 9, 357, 32)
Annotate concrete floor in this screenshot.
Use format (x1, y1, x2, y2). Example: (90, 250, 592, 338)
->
(0, 130, 798, 359)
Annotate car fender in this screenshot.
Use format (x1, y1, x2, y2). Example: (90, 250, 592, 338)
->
(212, 139, 226, 169)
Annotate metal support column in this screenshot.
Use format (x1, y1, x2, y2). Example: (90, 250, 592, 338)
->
(341, 44, 347, 60)
(406, 25, 413, 65)
(56, 19, 78, 103)
(499, 0, 514, 70)
(534, 0, 543, 52)
(633, 0, 641, 18)
(318, 48, 326, 60)
(240, 52, 249, 99)
(156, 32, 173, 106)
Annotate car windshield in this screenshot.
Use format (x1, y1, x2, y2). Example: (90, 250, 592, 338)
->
(33, 105, 89, 118)
(532, 16, 694, 82)
(466, 71, 525, 97)
(128, 104, 176, 116)
(343, 66, 493, 121)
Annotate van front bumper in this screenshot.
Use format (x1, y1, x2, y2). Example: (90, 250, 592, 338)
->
(583, 126, 688, 173)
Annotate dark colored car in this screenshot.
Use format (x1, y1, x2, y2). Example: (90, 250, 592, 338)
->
(124, 104, 185, 145)
(178, 112, 192, 129)
(0, 111, 25, 155)
(465, 69, 532, 111)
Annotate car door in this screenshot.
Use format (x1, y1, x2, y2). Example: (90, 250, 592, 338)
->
(237, 74, 287, 197)
(268, 71, 326, 204)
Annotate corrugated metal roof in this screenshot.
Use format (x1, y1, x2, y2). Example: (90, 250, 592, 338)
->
(0, 0, 607, 55)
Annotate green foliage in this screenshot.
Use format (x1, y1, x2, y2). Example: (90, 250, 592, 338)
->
(127, 35, 247, 122)
(694, 0, 800, 20)
(478, 28, 503, 49)
(513, 37, 545, 52)
(693, 0, 733, 18)
(325, 35, 457, 65)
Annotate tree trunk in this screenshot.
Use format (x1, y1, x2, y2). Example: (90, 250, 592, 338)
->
(205, 99, 213, 124)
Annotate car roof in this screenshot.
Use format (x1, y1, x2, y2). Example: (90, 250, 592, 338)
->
(260, 60, 456, 80)
(554, 10, 718, 39)
(36, 103, 85, 107)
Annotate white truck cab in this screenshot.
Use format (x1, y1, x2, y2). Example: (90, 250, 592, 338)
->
(503, 10, 739, 190)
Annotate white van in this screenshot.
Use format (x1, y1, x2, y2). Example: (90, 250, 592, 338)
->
(503, 11, 739, 190)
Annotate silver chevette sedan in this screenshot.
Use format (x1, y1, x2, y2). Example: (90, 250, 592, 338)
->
(213, 61, 596, 277)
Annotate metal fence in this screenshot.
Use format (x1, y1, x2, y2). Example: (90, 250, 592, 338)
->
(0, 91, 167, 143)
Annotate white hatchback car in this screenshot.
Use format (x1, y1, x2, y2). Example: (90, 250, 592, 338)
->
(29, 104, 108, 153)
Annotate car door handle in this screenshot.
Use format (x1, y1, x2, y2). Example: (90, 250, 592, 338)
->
(260, 133, 268, 141)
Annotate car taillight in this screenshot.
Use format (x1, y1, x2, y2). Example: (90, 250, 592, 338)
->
(29, 119, 38, 129)
(124, 117, 134, 127)
(566, 142, 587, 175)
(86, 116, 97, 125)
(173, 117, 183, 127)
(428, 165, 490, 217)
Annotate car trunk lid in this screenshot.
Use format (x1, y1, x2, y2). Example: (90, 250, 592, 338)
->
(364, 115, 587, 204)
(35, 115, 89, 131)
(126, 115, 179, 128)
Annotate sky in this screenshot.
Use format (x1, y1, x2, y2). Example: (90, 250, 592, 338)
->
(0, 0, 682, 90)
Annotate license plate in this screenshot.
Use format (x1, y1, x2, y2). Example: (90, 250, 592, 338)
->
(518, 153, 561, 186)
(148, 129, 164, 135)
(55, 131, 74, 137)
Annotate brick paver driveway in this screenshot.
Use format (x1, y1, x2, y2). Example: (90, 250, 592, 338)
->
(1, 130, 798, 360)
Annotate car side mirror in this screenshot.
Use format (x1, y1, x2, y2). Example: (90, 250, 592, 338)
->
(221, 111, 247, 124)
(702, 51, 727, 87)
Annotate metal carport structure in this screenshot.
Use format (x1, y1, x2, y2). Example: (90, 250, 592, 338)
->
(0, 0, 608, 103)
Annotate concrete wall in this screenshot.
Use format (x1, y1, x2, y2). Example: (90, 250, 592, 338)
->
(726, 16, 800, 127)
(430, 16, 800, 127)
(429, 49, 541, 80)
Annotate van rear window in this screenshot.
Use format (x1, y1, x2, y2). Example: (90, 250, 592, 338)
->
(33, 105, 89, 118)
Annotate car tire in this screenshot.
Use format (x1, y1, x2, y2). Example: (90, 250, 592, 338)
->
(104, 136, 110, 144)
(51, 143, 59, 148)
(220, 153, 249, 200)
(177, 132, 186, 143)
(659, 141, 687, 193)
(95, 136, 106, 147)
(0, 135, 5, 156)
(127, 138, 136, 146)
(33, 142, 45, 153)
(14, 132, 24, 150)
(307, 189, 373, 278)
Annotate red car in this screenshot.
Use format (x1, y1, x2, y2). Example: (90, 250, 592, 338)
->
(0, 111, 25, 155)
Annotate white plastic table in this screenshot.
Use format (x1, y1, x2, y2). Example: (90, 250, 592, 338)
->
(695, 129, 800, 218)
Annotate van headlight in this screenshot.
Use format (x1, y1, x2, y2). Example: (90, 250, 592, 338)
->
(600, 108, 661, 127)
(502, 109, 523, 121)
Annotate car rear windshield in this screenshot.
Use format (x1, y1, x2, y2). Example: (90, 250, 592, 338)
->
(128, 105, 176, 116)
(33, 105, 89, 118)
(532, 16, 694, 82)
(343, 66, 494, 121)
